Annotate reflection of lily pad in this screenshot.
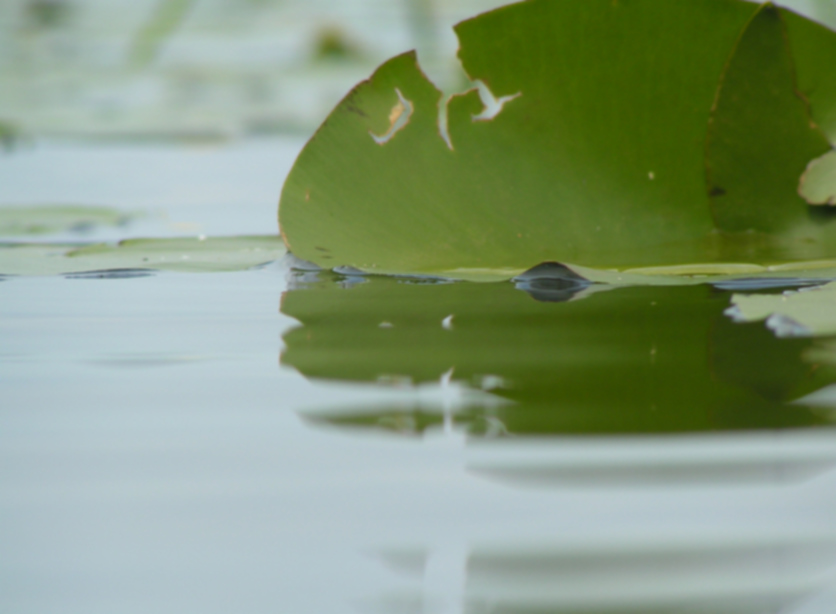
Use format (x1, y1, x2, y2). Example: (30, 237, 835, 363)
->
(280, 0, 836, 279)
(727, 281, 836, 337)
(0, 236, 285, 276)
(458, 538, 836, 611)
(281, 273, 836, 436)
(0, 205, 135, 236)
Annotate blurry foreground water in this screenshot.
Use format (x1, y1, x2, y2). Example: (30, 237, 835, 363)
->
(2, 138, 836, 613)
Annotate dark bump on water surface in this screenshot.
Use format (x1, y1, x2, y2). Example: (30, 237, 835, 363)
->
(710, 186, 726, 197)
(712, 277, 832, 292)
(513, 261, 593, 302)
(64, 268, 156, 280)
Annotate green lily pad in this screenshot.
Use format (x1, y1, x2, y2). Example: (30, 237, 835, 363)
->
(279, 0, 836, 280)
(0, 236, 285, 276)
(0, 205, 134, 236)
(728, 281, 836, 337)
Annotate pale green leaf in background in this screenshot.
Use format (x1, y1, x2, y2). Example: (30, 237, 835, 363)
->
(0, 205, 136, 236)
(129, 0, 196, 68)
(0, 235, 285, 276)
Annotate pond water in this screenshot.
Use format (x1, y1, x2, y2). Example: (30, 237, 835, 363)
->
(2, 140, 836, 613)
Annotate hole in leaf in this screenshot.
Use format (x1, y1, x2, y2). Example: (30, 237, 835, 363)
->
(437, 80, 521, 150)
(471, 80, 521, 122)
(370, 88, 413, 145)
(438, 93, 455, 151)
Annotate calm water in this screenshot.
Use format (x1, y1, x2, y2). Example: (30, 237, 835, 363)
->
(2, 140, 836, 613)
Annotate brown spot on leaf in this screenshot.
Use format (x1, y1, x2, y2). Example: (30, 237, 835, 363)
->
(345, 102, 367, 118)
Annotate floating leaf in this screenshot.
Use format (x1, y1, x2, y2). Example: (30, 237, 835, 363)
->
(0, 236, 285, 276)
(568, 260, 836, 286)
(0, 205, 135, 237)
(727, 281, 836, 337)
(279, 0, 836, 280)
(0, 243, 81, 277)
(130, 0, 195, 68)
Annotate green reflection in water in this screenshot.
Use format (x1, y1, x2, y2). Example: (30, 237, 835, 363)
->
(280, 273, 836, 436)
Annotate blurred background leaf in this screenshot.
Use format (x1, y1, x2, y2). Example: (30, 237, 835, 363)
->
(1, 0, 833, 141)
(129, 0, 195, 68)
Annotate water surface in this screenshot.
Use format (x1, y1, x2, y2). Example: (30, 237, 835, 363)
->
(2, 140, 836, 613)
